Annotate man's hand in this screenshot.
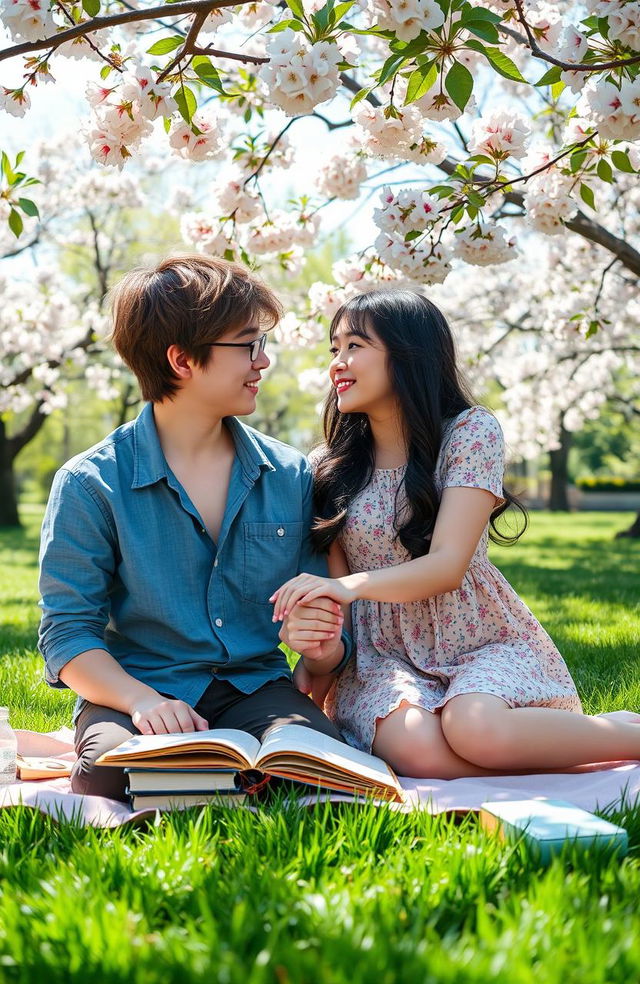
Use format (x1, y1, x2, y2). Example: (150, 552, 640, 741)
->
(293, 659, 336, 711)
(279, 597, 343, 669)
(129, 694, 209, 735)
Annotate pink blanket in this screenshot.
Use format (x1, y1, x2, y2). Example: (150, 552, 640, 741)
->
(2, 727, 639, 828)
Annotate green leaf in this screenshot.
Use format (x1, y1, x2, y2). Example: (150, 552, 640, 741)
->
(585, 320, 599, 338)
(1, 151, 15, 183)
(8, 208, 23, 237)
(333, 1, 355, 21)
(15, 150, 24, 166)
(451, 204, 465, 223)
(570, 149, 587, 173)
(550, 80, 565, 99)
(458, 3, 502, 24)
(349, 85, 375, 109)
(444, 60, 473, 111)
(100, 64, 112, 79)
(17, 197, 39, 217)
(377, 51, 407, 86)
(192, 56, 226, 94)
(146, 36, 184, 56)
(82, 0, 100, 16)
(312, 4, 331, 33)
(286, 0, 305, 19)
(428, 184, 455, 197)
(579, 183, 595, 209)
(596, 158, 613, 183)
(467, 190, 485, 207)
(466, 40, 527, 82)
(535, 65, 562, 86)
(611, 149, 636, 173)
(404, 61, 437, 104)
(174, 83, 197, 124)
(163, 116, 171, 133)
(268, 18, 305, 32)
(464, 21, 500, 42)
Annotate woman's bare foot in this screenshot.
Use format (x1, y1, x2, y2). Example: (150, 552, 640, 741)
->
(597, 710, 640, 725)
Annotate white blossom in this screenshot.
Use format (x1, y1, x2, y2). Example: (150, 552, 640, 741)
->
(259, 31, 341, 116)
(469, 110, 531, 160)
(454, 222, 517, 266)
(1, 0, 56, 42)
(315, 153, 368, 200)
(169, 112, 226, 161)
(368, 0, 445, 41)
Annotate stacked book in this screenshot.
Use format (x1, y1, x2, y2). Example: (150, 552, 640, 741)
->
(96, 723, 404, 811)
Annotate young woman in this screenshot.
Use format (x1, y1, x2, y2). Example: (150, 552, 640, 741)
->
(271, 289, 640, 778)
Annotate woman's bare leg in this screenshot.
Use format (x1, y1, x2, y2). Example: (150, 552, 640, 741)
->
(372, 701, 513, 778)
(440, 694, 640, 771)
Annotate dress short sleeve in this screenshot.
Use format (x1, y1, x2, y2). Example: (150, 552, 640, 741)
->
(442, 407, 506, 505)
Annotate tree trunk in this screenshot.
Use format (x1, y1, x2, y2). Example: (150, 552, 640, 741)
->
(615, 511, 640, 538)
(548, 423, 572, 511)
(0, 419, 20, 527)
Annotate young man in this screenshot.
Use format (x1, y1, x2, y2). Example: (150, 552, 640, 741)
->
(38, 255, 350, 802)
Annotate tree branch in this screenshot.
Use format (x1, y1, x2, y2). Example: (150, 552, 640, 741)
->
(156, 9, 209, 83)
(7, 400, 47, 460)
(191, 45, 269, 64)
(513, 0, 640, 71)
(0, 0, 254, 65)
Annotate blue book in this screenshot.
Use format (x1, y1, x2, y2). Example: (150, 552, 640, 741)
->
(125, 767, 240, 794)
(479, 798, 628, 863)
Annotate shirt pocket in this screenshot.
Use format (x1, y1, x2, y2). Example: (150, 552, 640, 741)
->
(242, 521, 304, 605)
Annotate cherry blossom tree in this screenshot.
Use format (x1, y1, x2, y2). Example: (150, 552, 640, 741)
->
(1, 0, 639, 529)
(0, 144, 154, 525)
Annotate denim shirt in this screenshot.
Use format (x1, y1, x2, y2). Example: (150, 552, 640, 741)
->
(38, 404, 331, 721)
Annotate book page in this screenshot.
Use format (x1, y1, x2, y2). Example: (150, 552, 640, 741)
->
(96, 728, 262, 766)
(256, 725, 400, 790)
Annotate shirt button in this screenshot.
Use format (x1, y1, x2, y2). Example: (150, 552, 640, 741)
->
(214, 557, 219, 568)
(211, 666, 218, 675)
(277, 527, 285, 537)
(215, 618, 223, 628)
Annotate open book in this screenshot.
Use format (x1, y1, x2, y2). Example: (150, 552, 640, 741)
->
(96, 724, 403, 802)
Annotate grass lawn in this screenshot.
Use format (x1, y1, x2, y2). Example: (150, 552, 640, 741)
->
(0, 506, 639, 983)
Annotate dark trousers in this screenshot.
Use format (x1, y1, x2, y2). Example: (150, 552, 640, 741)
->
(71, 676, 342, 802)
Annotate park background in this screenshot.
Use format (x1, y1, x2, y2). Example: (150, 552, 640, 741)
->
(1, 0, 640, 981)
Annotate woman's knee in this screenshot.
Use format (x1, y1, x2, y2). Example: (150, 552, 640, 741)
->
(373, 703, 452, 778)
(440, 695, 513, 768)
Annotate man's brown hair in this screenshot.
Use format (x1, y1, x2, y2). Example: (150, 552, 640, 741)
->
(109, 254, 283, 403)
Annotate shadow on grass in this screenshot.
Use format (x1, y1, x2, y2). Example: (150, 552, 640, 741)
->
(495, 538, 639, 608)
(0, 627, 39, 653)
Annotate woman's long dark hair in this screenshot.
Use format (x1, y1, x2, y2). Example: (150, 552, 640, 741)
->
(311, 289, 528, 557)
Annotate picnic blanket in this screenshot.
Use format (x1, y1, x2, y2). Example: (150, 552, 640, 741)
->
(2, 725, 639, 828)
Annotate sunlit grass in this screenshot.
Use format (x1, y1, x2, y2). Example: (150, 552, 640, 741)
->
(0, 508, 639, 982)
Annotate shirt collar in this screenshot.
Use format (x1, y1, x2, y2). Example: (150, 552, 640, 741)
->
(131, 404, 275, 490)
(224, 416, 276, 481)
(131, 403, 171, 489)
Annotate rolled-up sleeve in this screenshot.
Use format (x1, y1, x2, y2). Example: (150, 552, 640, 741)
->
(38, 468, 117, 688)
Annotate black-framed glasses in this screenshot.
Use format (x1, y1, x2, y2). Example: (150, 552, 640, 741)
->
(207, 333, 267, 362)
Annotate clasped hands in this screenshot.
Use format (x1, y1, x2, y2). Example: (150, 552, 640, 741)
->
(270, 573, 355, 708)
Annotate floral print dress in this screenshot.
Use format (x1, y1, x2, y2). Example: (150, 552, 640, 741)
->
(324, 406, 582, 753)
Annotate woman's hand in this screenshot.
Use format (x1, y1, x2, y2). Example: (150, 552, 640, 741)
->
(270, 573, 356, 621)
